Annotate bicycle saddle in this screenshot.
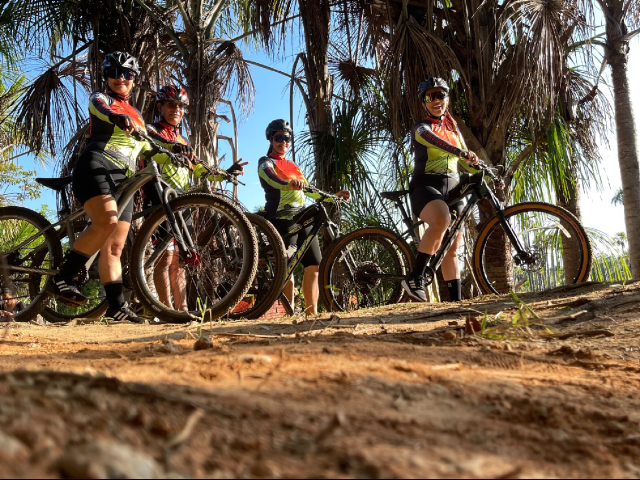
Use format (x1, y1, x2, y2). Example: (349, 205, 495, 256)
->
(36, 177, 73, 191)
(380, 190, 409, 201)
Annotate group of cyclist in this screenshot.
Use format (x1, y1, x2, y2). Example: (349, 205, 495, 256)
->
(42, 50, 480, 321)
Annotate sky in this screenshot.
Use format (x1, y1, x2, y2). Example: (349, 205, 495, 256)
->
(17, 31, 640, 239)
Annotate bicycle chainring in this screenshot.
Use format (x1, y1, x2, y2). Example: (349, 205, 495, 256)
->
(423, 266, 435, 286)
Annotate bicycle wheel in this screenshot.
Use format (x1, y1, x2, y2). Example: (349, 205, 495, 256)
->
(0, 206, 63, 322)
(41, 223, 109, 323)
(228, 214, 287, 320)
(130, 193, 258, 323)
(320, 227, 414, 313)
(473, 202, 592, 295)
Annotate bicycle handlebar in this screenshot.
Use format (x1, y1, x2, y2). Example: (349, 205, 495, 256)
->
(304, 185, 345, 203)
(132, 128, 244, 185)
(474, 160, 505, 189)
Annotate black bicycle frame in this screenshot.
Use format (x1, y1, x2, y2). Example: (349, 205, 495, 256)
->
(4, 162, 195, 277)
(385, 176, 529, 276)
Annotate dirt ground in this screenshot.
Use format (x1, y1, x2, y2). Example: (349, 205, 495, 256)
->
(0, 282, 639, 479)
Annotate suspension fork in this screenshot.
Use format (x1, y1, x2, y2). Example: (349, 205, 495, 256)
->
(152, 175, 194, 258)
(486, 190, 528, 254)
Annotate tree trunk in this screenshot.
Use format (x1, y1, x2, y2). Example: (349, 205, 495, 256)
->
(556, 174, 586, 283)
(607, 14, 640, 278)
(298, 0, 334, 190)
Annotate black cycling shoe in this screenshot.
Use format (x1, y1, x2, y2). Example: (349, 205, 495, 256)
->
(401, 275, 428, 303)
(48, 275, 89, 306)
(104, 302, 145, 324)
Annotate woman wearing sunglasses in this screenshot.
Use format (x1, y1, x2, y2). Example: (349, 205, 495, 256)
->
(258, 119, 350, 315)
(144, 85, 247, 311)
(401, 77, 479, 304)
(48, 51, 170, 323)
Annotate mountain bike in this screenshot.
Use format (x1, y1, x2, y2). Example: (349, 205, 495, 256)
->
(38, 152, 252, 323)
(228, 187, 344, 319)
(319, 161, 593, 312)
(0, 132, 258, 323)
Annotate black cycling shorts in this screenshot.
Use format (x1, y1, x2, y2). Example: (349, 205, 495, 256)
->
(72, 150, 134, 223)
(409, 174, 465, 218)
(269, 218, 322, 268)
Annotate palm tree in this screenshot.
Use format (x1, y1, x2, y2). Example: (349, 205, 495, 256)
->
(591, 0, 640, 276)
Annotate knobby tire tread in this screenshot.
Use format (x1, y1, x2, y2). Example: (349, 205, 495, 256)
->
(130, 193, 258, 323)
(319, 226, 414, 313)
(228, 213, 287, 320)
(0, 206, 63, 322)
(472, 202, 592, 295)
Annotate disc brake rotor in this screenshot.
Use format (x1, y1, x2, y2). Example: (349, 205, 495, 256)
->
(354, 261, 383, 290)
(513, 250, 543, 273)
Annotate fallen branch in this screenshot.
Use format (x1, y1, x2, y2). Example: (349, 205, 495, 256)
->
(211, 333, 279, 339)
(552, 329, 614, 340)
(571, 360, 623, 370)
(543, 310, 594, 325)
(166, 409, 204, 450)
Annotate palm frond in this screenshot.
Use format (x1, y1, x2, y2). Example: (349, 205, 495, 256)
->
(11, 62, 87, 155)
(382, 14, 463, 139)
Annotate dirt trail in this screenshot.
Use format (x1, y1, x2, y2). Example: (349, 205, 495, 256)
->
(0, 282, 639, 478)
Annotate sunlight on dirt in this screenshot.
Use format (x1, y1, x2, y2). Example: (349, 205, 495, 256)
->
(0, 282, 639, 478)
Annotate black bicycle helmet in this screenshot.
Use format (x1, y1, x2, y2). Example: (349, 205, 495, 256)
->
(156, 85, 189, 105)
(418, 77, 449, 99)
(265, 119, 293, 141)
(101, 51, 141, 77)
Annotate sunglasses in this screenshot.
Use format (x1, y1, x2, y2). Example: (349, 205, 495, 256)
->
(274, 134, 292, 143)
(423, 91, 448, 103)
(106, 68, 136, 81)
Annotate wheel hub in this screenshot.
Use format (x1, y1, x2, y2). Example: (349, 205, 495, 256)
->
(354, 261, 383, 290)
(513, 250, 542, 272)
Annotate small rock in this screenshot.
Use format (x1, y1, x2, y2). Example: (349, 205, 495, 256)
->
(478, 346, 491, 354)
(448, 321, 459, 326)
(57, 440, 165, 479)
(236, 354, 272, 364)
(443, 330, 457, 341)
(0, 430, 28, 458)
(260, 326, 270, 331)
(329, 314, 341, 324)
(194, 335, 213, 351)
(292, 319, 298, 325)
(155, 339, 177, 354)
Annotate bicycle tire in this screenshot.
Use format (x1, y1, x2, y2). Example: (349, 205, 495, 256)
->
(473, 202, 592, 295)
(227, 214, 287, 320)
(0, 206, 63, 322)
(319, 227, 414, 313)
(130, 193, 258, 323)
(40, 224, 109, 323)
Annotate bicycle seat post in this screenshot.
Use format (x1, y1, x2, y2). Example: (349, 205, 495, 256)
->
(58, 189, 71, 219)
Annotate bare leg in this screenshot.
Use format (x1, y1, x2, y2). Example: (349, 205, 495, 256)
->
(169, 252, 188, 311)
(283, 276, 294, 307)
(73, 195, 119, 257)
(153, 250, 173, 308)
(441, 232, 463, 281)
(302, 265, 320, 315)
(97, 220, 131, 284)
(418, 200, 451, 254)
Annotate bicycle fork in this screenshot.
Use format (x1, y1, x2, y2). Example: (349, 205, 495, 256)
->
(150, 173, 200, 267)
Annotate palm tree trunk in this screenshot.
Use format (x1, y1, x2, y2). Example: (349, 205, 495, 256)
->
(298, 0, 334, 190)
(606, 12, 640, 277)
(556, 174, 586, 283)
